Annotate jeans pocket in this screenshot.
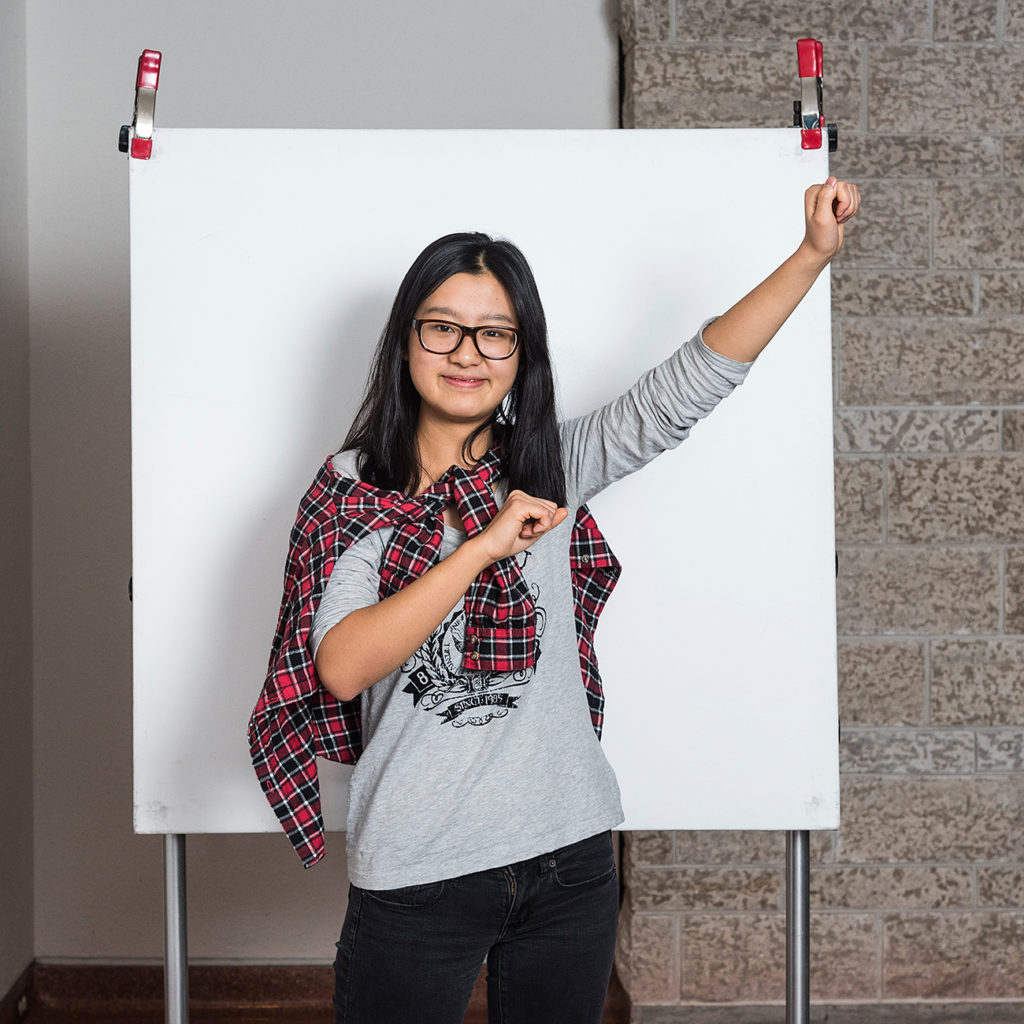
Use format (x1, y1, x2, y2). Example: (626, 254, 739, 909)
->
(359, 879, 446, 908)
(552, 830, 617, 889)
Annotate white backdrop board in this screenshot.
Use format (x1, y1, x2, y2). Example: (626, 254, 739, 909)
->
(131, 129, 838, 839)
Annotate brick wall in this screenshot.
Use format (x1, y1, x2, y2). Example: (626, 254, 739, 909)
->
(617, 1, 1024, 1017)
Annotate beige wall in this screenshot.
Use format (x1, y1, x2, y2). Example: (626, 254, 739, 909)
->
(0, 0, 34, 999)
(618, 0, 1024, 1014)
(21, 0, 617, 964)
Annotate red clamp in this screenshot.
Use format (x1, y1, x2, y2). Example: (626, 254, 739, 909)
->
(796, 38, 824, 150)
(119, 49, 162, 159)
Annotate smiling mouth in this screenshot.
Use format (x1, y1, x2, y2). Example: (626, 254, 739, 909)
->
(442, 375, 487, 386)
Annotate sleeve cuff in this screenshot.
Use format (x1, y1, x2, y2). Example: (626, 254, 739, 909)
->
(695, 316, 755, 383)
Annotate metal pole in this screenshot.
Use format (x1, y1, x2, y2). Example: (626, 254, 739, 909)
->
(164, 834, 189, 1024)
(786, 830, 810, 1024)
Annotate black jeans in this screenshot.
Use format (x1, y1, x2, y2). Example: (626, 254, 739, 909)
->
(333, 829, 620, 1024)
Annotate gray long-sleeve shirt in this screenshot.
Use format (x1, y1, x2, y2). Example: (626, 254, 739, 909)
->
(312, 325, 751, 890)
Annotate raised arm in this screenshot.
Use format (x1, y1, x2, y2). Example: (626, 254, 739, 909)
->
(702, 176, 860, 363)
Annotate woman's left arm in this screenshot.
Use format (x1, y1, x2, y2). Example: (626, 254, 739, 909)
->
(702, 176, 860, 364)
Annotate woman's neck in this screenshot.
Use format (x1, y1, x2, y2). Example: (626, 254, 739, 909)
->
(414, 421, 492, 493)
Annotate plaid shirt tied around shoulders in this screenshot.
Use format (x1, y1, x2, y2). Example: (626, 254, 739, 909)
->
(247, 448, 621, 867)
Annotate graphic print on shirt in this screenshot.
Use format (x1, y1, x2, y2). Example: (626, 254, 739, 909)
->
(400, 551, 546, 729)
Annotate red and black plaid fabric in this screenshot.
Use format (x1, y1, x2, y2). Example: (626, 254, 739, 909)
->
(248, 450, 621, 867)
(375, 450, 539, 672)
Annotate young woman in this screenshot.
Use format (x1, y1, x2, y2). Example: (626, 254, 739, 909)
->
(250, 176, 859, 1024)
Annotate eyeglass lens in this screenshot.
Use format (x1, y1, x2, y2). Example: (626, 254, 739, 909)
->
(418, 320, 517, 359)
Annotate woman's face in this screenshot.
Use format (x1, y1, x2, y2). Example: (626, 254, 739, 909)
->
(407, 271, 521, 437)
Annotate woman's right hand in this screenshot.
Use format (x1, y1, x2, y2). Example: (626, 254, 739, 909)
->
(469, 490, 569, 565)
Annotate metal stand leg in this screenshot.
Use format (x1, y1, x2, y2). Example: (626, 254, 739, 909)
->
(786, 830, 810, 1024)
(164, 834, 189, 1024)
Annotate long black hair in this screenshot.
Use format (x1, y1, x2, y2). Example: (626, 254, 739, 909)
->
(342, 232, 567, 506)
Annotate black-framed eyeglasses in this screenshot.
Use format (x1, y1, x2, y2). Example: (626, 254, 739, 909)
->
(412, 319, 519, 361)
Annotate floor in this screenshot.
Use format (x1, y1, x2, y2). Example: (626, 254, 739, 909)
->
(26, 963, 1024, 1024)
(634, 1006, 1024, 1024)
(18, 963, 630, 1023)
